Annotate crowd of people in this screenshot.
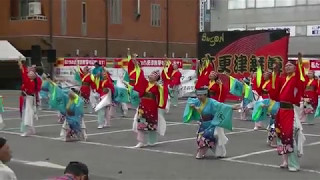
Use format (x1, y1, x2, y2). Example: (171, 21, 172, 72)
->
(0, 51, 318, 179)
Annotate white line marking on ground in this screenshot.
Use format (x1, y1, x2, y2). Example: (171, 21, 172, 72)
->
(80, 141, 194, 157)
(11, 158, 65, 169)
(2, 128, 320, 175)
(27, 161, 65, 169)
(304, 133, 320, 137)
(155, 129, 254, 145)
(224, 149, 276, 161)
(305, 141, 320, 146)
(224, 159, 320, 175)
(225, 141, 320, 161)
(177, 101, 187, 104)
(4, 107, 19, 110)
(86, 123, 183, 137)
(3, 114, 58, 121)
(2, 109, 19, 112)
(86, 129, 133, 136)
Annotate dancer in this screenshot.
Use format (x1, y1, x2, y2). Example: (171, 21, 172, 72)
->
(169, 63, 182, 107)
(132, 70, 167, 148)
(95, 69, 115, 129)
(275, 56, 306, 172)
(260, 69, 279, 147)
(240, 77, 253, 121)
(161, 58, 173, 113)
(207, 71, 225, 102)
(92, 62, 103, 79)
(0, 96, 4, 130)
(39, 73, 51, 110)
(60, 90, 87, 142)
(301, 70, 318, 125)
(188, 86, 239, 159)
(115, 68, 129, 117)
(18, 60, 37, 137)
(252, 66, 264, 130)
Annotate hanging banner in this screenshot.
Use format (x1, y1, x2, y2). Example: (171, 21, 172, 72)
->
(54, 58, 198, 97)
(198, 30, 289, 100)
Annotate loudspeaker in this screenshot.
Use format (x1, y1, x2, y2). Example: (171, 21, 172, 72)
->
(31, 45, 41, 66)
(47, 49, 56, 63)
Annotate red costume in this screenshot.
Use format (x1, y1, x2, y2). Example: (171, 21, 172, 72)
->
(161, 62, 173, 88)
(97, 77, 115, 97)
(79, 68, 95, 101)
(19, 65, 36, 117)
(252, 77, 263, 96)
(195, 61, 213, 89)
(169, 70, 182, 88)
(275, 62, 304, 155)
(303, 77, 318, 109)
(208, 80, 226, 102)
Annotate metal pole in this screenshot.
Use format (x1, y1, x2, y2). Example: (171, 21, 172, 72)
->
(49, 0, 53, 78)
(166, 0, 169, 57)
(49, 0, 53, 49)
(105, 0, 109, 57)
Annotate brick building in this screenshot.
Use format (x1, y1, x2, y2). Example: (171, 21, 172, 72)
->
(0, 0, 198, 58)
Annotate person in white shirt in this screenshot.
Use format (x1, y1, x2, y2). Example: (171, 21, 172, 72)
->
(0, 137, 17, 180)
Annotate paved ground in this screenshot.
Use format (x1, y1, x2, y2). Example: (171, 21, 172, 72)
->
(0, 90, 320, 180)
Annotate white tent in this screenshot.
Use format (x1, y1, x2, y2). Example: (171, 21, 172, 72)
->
(0, 40, 26, 61)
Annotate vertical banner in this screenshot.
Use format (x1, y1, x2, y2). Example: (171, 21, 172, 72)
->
(198, 30, 290, 100)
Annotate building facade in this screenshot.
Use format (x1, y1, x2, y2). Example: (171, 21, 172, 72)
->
(208, 0, 320, 57)
(0, 0, 198, 58)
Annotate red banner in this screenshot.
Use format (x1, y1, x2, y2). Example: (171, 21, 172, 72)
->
(56, 57, 197, 70)
(198, 30, 290, 100)
(310, 60, 320, 70)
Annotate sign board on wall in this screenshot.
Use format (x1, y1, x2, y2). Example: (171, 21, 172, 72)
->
(307, 25, 320, 36)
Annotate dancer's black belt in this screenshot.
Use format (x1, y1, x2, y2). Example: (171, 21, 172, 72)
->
(280, 102, 293, 109)
(82, 82, 90, 86)
(129, 79, 135, 84)
(21, 91, 34, 96)
(142, 92, 156, 100)
(201, 114, 213, 122)
(306, 86, 315, 91)
(103, 88, 109, 93)
(262, 90, 268, 95)
(208, 90, 216, 96)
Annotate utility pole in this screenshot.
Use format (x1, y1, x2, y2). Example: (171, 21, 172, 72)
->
(105, 0, 109, 57)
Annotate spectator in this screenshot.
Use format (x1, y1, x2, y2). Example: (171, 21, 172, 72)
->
(0, 137, 17, 180)
(50, 161, 89, 180)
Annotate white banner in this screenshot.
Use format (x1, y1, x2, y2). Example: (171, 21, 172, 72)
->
(53, 66, 197, 97)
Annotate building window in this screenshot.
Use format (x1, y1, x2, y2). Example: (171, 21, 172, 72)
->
(256, 0, 275, 8)
(81, 1, 87, 36)
(61, 0, 67, 35)
(297, 0, 307, 5)
(82, 2, 86, 24)
(110, 0, 122, 24)
(228, 0, 246, 9)
(275, 0, 295, 7)
(151, 4, 161, 27)
(296, 26, 307, 36)
(308, 0, 320, 4)
(247, 0, 256, 8)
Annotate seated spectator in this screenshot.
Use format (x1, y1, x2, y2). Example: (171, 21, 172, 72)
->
(49, 161, 89, 180)
(0, 137, 17, 180)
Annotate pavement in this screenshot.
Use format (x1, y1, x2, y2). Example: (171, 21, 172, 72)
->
(0, 90, 320, 180)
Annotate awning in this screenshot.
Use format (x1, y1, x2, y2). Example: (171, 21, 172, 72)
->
(0, 40, 26, 61)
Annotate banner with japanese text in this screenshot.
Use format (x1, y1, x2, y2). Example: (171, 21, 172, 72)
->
(54, 57, 198, 97)
(198, 30, 290, 100)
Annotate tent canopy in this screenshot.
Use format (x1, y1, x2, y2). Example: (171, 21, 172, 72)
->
(0, 40, 26, 61)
